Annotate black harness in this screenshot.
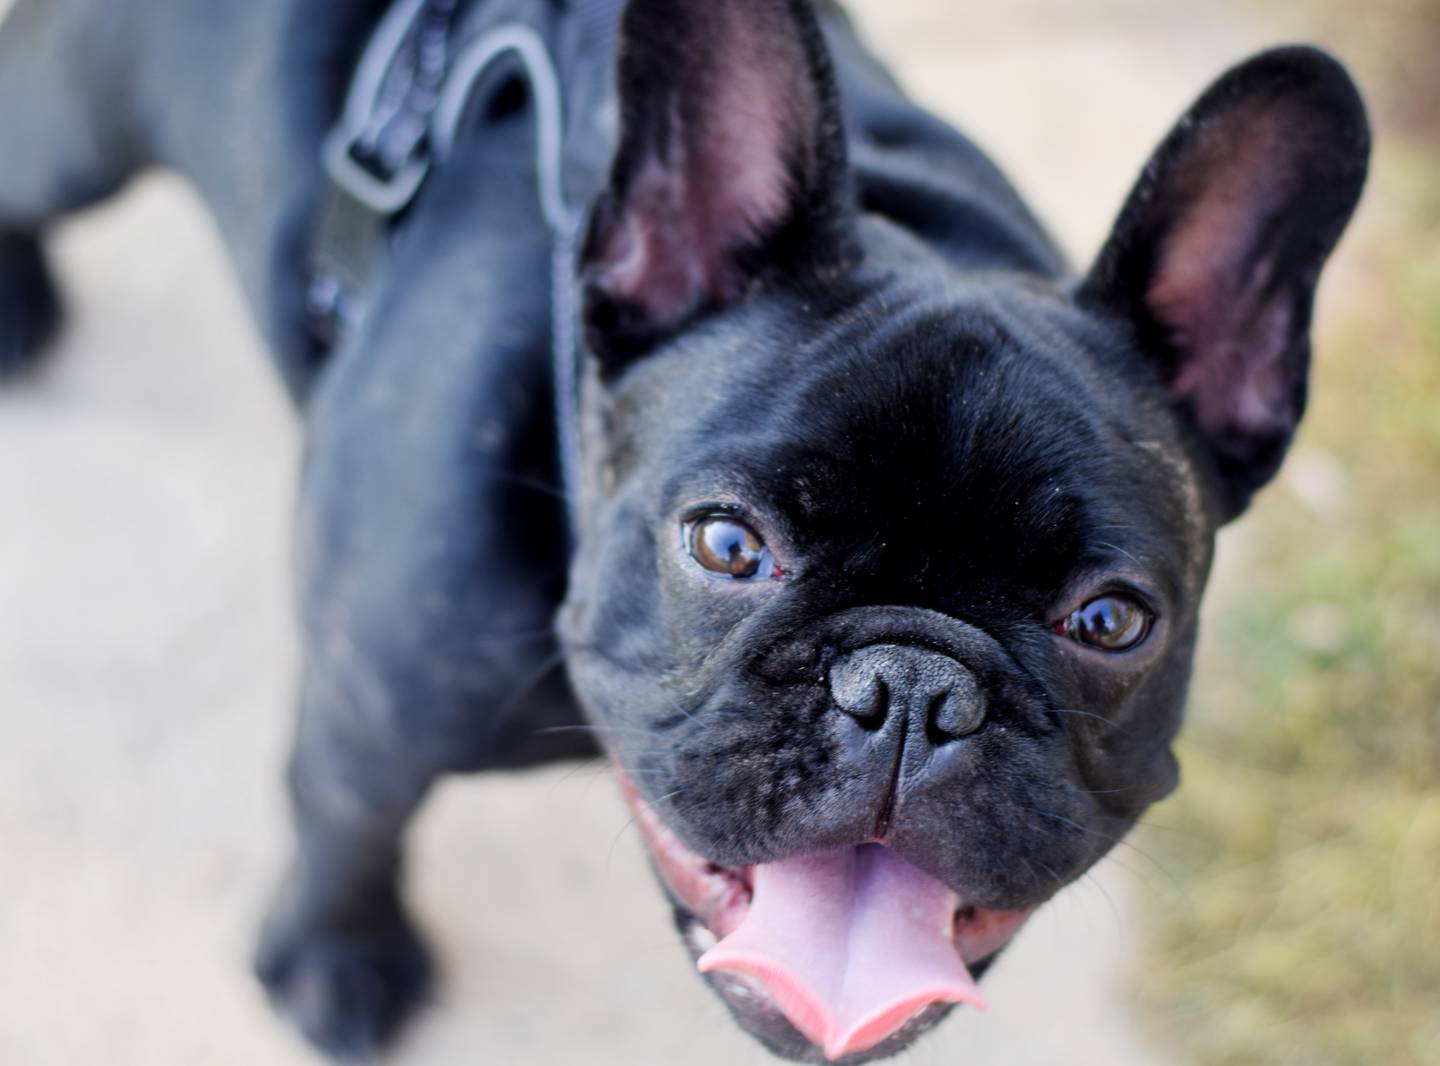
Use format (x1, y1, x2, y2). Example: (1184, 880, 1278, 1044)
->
(306, 0, 593, 535)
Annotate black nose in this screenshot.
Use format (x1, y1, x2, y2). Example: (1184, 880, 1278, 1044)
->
(829, 643, 986, 741)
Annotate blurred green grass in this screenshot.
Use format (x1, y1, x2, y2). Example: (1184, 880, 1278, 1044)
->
(1134, 7, 1440, 1061)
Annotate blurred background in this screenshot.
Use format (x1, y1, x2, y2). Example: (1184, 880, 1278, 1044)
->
(0, 1, 1435, 1065)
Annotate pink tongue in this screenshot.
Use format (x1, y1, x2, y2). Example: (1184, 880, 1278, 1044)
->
(698, 844, 983, 1060)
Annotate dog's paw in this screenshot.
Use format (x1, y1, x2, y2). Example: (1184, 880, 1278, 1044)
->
(0, 234, 62, 380)
(256, 903, 434, 1061)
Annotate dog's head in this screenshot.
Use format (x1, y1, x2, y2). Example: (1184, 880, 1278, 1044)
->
(558, 0, 1368, 1060)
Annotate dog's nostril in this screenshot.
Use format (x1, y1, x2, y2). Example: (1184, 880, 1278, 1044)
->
(830, 646, 902, 730)
(832, 666, 889, 730)
(926, 675, 986, 743)
(829, 643, 986, 742)
(857, 679, 889, 730)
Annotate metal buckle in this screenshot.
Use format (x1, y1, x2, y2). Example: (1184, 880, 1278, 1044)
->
(320, 0, 433, 216)
(321, 127, 430, 216)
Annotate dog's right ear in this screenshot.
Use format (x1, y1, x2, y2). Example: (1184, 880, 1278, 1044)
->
(1079, 46, 1369, 520)
(579, 0, 850, 371)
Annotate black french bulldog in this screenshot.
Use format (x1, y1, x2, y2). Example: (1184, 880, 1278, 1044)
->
(0, 0, 1368, 1061)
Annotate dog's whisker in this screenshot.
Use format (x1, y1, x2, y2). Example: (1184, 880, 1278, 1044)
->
(532, 722, 666, 739)
(1109, 838, 1190, 902)
(655, 692, 699, 726)
(1077, 869, 1125, 940)
(548, 754, 609, 791)
(606, 789, 685, 872)
(1018, 802, 1189, 904)
(1094, 541, 1144, 567)
(1068, 819, 1190, 901)
(570, 765, 669, 779)
(1133, 818, 1203, 838)
(467, 624, 558, 644)
(483, 649, 569, 740)
(1029, 808, 1091, 837)
(1094, 849, 1168, 900)
(1028, 854, 1065, 889)
(1049, 707, 1133, 736)
(1015, 855, 1046, 899)
(479, 470, 568, 502)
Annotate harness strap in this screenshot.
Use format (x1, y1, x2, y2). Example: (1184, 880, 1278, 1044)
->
(432, 25, 585, 536)
(307, 0, 459, 345)
(306, 0, 587, 537)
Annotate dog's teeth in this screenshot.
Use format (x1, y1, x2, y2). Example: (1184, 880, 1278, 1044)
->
(724, 981, 753, 1002)
(687, 923, 718, 953)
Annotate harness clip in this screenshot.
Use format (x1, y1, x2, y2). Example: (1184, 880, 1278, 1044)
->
(321, 128, 431, 216)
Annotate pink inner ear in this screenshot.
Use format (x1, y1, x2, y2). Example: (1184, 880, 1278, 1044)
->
(1145, 105, 1306, 436)
(593, 11, 820, 325)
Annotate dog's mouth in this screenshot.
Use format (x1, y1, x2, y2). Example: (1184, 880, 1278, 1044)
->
(618, 774, 1032, 1062)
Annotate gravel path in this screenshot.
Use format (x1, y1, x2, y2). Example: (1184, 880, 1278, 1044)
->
(0, 3, 1278, 1063)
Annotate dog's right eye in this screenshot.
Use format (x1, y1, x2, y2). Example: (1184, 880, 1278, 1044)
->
(686, 516, 772, 579)
(1055, 594, 1152, 652)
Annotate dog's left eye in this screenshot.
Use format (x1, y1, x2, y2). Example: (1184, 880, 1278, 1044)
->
(686, 515, 773, 579)
(1056, 595, 1152, 651)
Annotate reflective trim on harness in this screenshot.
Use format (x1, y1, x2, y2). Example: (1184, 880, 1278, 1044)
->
(307, 1, 586, 538)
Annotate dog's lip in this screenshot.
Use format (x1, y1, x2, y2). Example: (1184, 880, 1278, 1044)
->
(618, 772, 753, 938)
(616, 771, 1033, 1060)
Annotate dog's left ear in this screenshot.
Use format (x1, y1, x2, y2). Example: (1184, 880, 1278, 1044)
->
(1080, 46, 1369, 520)
(580, 0, 849, 369)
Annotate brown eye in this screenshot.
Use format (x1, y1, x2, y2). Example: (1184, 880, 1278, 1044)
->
(1059, 595, 1152, 651)
(687, 515, 771, 579)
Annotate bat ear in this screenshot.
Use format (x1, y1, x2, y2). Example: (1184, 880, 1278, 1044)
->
(580, 0, 849, 370)
(1080, 46, 1369, 519)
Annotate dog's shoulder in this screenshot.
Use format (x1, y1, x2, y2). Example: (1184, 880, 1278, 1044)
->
(818, 8, 1067, 277)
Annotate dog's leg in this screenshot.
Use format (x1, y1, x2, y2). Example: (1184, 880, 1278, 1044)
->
(0, 0, 144, 374)
(252, 87, 599, 1051)
(255, 673, 440, 1060)
(0, 234, 61, 378)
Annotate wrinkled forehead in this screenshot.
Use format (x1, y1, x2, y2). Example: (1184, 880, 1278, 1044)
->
(651, 304, 1200, 598)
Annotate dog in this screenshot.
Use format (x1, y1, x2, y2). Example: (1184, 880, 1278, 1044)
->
(0, 0, 1368, 1061)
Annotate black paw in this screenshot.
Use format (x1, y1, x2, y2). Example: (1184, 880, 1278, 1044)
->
(256, 896, 434, 1061)
(0, 233, 62, 379)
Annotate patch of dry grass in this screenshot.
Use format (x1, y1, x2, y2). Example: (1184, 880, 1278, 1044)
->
(1134, 66, 1440, 1066)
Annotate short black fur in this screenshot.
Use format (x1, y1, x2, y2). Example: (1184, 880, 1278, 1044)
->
(0, 0, 1368, 1060)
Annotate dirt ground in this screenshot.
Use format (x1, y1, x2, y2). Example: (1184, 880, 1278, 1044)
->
(0, 2, 1294, 1064)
